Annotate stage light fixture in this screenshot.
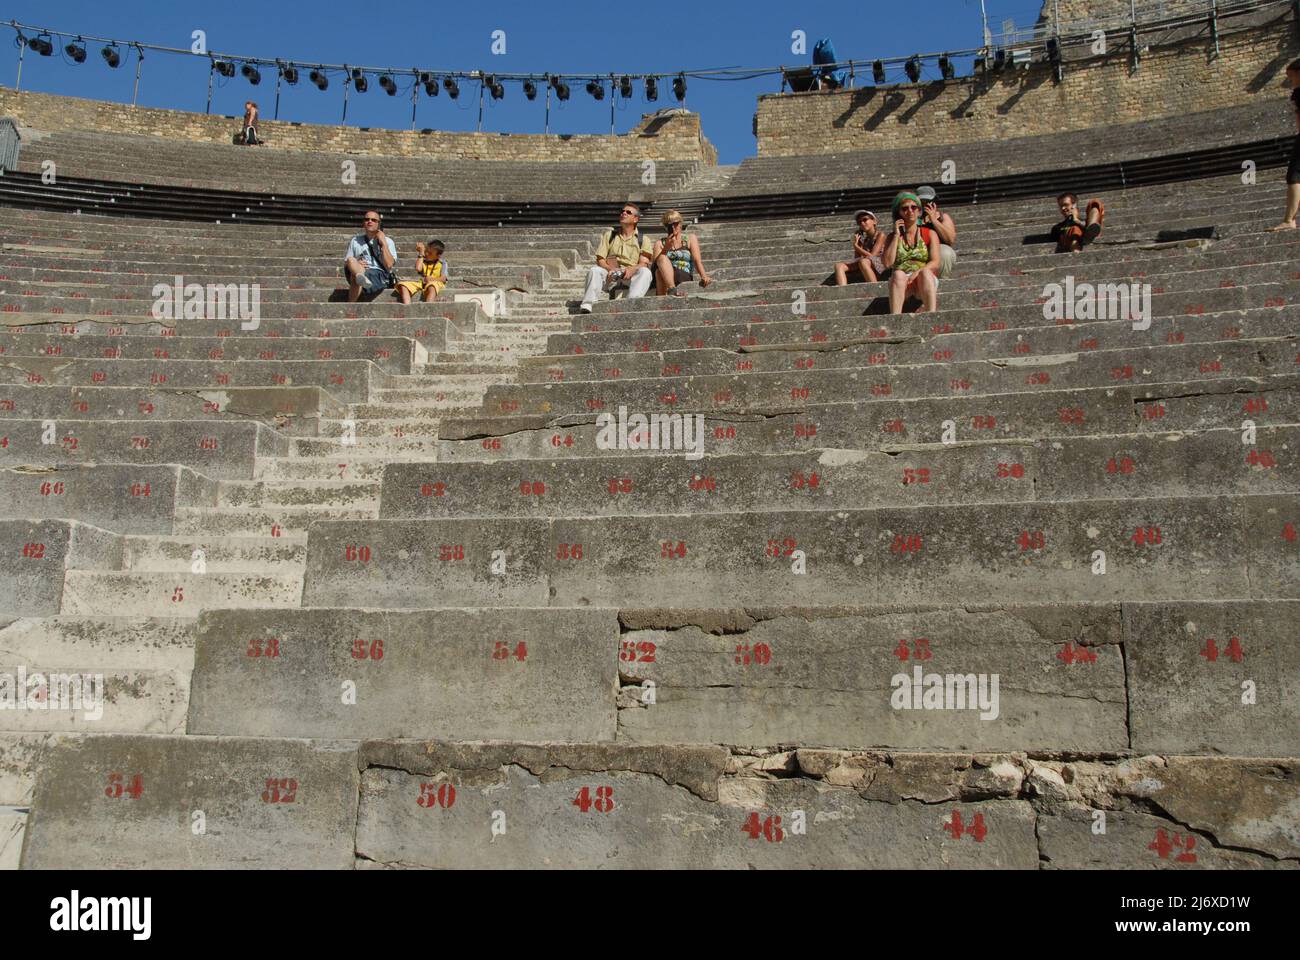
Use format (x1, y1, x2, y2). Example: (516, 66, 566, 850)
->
(645, 76, 658, 101)
(523, 78, 537, 100)
(1046, 37, 1060, 62)
(672, 74, 686, 101)
(993, 49, 1007, 71)
(241, 63, 261, 85)
(280, 64, 299, 84)
(586, 78, 604, 100)
(938, 55, 954, 80)
(64, 40, 86, 63)
(619, 75, 633, 98)
(310, 69, 329, 90)
(904, 56, 921, 83)
(553, 80, 570, 101)
(101, 44, 121, 68)
(423, 74, 439, 96)
(379, 73, 397, 95)
(443, 76, 460, 98)
(351, 70, 368, 93)
(27, 34, 53, 57)
(489, 80, 504, 99)
(214, 59, 235, 77)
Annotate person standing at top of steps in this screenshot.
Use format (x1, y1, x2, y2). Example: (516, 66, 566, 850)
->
(242, 101, 261, 146)
(343, 210, 399, 303)
(579, 203, 654, 313)
(1267, 58, 1300, 232)
(1050, 193, 1106, 252)
(915, 185, 957, 278)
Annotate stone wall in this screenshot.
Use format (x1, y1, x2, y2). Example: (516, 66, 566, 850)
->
(755, 6, 1297, 156)
(0, 88, 716, 165)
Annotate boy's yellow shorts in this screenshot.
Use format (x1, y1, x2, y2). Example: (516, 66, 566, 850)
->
(396, 278, 446, 296)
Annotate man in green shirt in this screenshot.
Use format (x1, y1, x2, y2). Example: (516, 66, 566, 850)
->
(580, 203, 655, 313)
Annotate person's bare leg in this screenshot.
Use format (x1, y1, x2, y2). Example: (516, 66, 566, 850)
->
(398, 285, 412, 305)
(1268, 184, 1300, 231)
(345, 257, 366, 303)
(917, 269, 938, 313)
(655, 255, 674, 295)
(889, 270, 908, 314)
(421, 286, 437, 302)
(834, 262, 849, 286)
(857, 258, 877, 283)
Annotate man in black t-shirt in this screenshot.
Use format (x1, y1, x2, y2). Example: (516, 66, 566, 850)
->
(1268, 58, 1300, 232)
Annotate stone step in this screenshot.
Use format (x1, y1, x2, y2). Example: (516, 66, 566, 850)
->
(301, 494, 1298, 610)
(122, 535, 306, 572)
(172, 506, 376, 538)
(20, 734, 359, 868)
(60, 571, 304, 616)
(383, 428, 1299, 518)
(188, 607, 617, 741)
(0, 616, 193, 672)
(293, 435, 440, 458)
(252, 457, 394, 483)
(217, 480, 382, 510)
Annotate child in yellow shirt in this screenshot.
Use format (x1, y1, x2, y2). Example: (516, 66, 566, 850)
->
(396, 239, 448, 303)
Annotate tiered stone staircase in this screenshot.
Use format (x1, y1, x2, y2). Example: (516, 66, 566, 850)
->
(1, 146, 1297, 868)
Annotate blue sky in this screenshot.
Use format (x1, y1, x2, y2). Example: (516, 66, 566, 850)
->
(2, 0, 1050, 163)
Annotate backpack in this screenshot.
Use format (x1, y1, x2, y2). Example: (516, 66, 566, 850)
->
(813, 39, 844, 88)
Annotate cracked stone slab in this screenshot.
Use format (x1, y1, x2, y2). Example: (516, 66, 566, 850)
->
(615, 607, 1127, 753)
(353, 741, 1038, 868)
(0, 520, 124, 616)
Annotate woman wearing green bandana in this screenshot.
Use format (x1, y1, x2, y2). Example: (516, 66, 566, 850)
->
(883, 191, 941, 314)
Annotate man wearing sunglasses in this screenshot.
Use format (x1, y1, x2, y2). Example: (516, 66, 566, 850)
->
(579, 204, 655, 313)
(343, 210, 399, 303)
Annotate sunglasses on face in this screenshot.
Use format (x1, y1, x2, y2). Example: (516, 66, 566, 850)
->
(899, 205, 920, 212)
(620, 210, 637, 216)
(363, 217, 379, 223)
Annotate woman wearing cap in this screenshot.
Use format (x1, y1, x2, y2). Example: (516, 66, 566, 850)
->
(883, 191, 940, 314)
(834, 210, 887, 285)
(652, 210, 713, 297)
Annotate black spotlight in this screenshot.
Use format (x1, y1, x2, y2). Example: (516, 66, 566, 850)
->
(241, 63, 261, 85)
(938, 55, 954, 80)
(553, 80, 570, 101)
(214, 59, 235, 78)
(443, 76, 460, 98)
(423, 74, 439, 96)
(27, 34, 53, 57)
(619, 75, 633, 98)
(872, 59, 885, 83)
(993, 49, 1007, 71)
(973, 55, 986, 72)
(379, 73, 397, 95)
(1046, 37, 1060, 62)
(101, 44, 121, 68)
(489, 80, 504, 100)
(523, 78, 537, 100)
(904, 56, 921, 83)
(645, 76, 658, 101)
(586, 78, 604, 100)
(672, 74, 686, 101)
(64, 40, 87, 63)
(310, 69, 329, 90)
(352, 71, 368, 93)
(280, 64, 299, 84)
